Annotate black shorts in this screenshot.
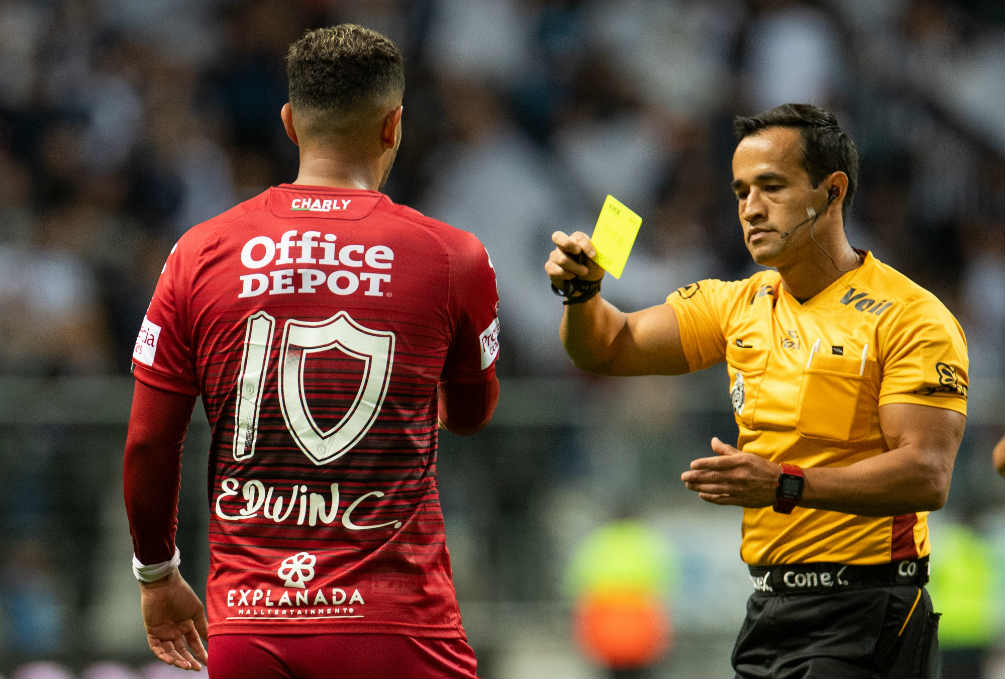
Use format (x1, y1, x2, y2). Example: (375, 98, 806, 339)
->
(732, 585, 940, 678)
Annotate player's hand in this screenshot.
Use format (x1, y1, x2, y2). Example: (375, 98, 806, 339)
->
(681, 437, 781, 507)
(139, 569, 209, 671)
(545, 230, 606, 287)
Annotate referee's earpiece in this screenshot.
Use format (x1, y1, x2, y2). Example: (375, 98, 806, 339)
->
(826, 186, 839, 206)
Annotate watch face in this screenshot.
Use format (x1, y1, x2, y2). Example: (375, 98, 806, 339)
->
(779, 475, 803, 497)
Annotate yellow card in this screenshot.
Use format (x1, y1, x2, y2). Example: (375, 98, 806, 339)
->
(591, 194, 642, 279)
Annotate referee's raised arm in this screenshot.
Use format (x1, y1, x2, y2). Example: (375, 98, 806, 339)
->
(545, 229, 689, 377)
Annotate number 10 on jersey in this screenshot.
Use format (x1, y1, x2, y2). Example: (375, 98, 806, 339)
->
(233, 311, 396, 466)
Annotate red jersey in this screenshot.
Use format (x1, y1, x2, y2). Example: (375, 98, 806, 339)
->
(131, 185, 500, 638)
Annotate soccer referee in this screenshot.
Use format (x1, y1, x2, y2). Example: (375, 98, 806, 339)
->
(545, 103, 967, 678)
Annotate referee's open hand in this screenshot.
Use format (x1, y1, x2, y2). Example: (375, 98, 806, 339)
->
(681, 437, 781, 507)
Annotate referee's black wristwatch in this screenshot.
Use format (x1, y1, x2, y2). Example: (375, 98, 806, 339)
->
(773, 463, 804, 514)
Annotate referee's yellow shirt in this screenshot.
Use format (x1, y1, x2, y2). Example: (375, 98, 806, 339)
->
(668, 251, 968, 566)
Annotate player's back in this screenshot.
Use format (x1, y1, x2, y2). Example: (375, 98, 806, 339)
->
(135, 184, 498, 638)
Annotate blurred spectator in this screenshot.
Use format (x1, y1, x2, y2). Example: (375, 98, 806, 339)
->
(738, 1, 849, 111)
(0, 540, 69, 657)
(0, 221, 113, 375)
(11, 660, 75, 679)
(81, 660, 141, 679)
(419, 74, 587, 375)
(139, 659, 209, 679)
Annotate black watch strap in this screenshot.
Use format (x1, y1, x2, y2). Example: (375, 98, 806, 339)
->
(551, 252, 602, 305)
(551, 277, 602, 305)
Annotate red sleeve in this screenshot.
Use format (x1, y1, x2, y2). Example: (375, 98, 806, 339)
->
(438, 232, 500, 433)
(131, 240, 199, 395)
(123, 378, 196, 564)
(442, 233, 500, 380)
(438, 378, 500, 435)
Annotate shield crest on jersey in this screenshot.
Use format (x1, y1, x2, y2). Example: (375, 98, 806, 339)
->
(279, 312, 395, 465)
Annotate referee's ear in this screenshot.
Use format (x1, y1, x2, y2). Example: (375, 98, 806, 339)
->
(281, 102, 299, 146)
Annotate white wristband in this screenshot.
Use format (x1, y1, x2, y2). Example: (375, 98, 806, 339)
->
(132, 547, 181, 583)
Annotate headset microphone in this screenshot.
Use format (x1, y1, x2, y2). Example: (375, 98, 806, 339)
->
(777, 187, 838, 239)
(778, 206, 817, 239)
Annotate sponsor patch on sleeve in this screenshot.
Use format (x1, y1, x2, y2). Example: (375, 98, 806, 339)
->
(913, 361, 968, 398)
(133, 316, 162, 367)
(479, 317, 500, 369)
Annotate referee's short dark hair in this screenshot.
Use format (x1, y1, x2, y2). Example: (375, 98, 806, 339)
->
(734, 103, 859, 212)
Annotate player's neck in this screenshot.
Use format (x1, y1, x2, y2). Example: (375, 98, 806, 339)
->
(292, 153, 384, 191)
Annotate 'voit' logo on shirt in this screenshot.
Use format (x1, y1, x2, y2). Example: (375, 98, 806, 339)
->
(291, 197, 352, 212)
(839, 287, 893, 316)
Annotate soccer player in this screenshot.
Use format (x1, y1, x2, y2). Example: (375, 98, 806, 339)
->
(123, 25, 500, 679)
(545, 103, 967, 678)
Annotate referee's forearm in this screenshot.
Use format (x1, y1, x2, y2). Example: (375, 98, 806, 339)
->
(559, 296, 625, 374)
(799, 444, 952, 516)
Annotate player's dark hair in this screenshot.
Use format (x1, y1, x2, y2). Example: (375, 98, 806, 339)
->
(733, 103, 859, 211)
(286, 24, 404, 113)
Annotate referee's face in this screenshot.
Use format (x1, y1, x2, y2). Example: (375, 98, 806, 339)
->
(731, 126, 817, 268)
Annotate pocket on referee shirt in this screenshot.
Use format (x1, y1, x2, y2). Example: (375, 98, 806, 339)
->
(796, 350, 875, 441)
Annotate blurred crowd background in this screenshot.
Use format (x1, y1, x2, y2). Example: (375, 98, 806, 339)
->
(0, 0, 1001, 677)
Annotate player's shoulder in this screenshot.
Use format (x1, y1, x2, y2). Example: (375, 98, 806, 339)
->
(384, 199, 488, 257)
(174, 189, 268, 253)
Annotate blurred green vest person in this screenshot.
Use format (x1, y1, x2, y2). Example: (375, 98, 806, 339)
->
(564, 518, 677, 676)
(928, 518, 1003, 678)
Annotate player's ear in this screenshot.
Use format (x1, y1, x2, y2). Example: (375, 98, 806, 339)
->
(380, 105, 403, 150)
(281, 103, 299, 146)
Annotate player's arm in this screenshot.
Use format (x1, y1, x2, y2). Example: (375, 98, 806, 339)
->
(682, 404, 964, 516)
(545, 230, 689, 376)
(123, 380, 194, 564)
(440, 231, 501, 435)
(123, 379, 208, 671)
(438, 377, 500, 435)
(992, 435, 1005, 478)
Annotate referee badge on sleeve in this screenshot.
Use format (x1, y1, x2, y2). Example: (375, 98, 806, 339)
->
(731, 372, 746, 415)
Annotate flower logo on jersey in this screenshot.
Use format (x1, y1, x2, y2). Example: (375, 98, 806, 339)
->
(278, 552, 317, 589)
(730, 372, 746, 415)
